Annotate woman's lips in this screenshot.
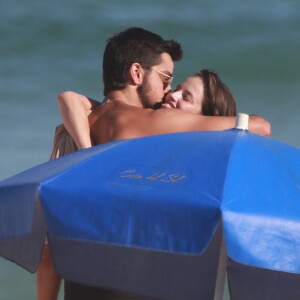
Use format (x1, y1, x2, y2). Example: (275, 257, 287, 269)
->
(161, 102, 176, 109)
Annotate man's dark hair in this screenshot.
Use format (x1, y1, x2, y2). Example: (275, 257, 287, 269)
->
(103, 27, 183, 96)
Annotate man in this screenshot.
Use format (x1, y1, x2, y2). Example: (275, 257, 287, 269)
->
(38, 27, 184, 300)
(39, 27, 271, 300)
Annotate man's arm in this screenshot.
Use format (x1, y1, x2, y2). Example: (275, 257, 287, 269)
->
(104, 107, 271, 142)
(148, 109, 271, 137)
(247, 115, 271, 137)
(58, 91, 101, 149)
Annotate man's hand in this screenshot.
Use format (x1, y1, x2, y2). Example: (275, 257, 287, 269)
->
(248, 115, 271, 137)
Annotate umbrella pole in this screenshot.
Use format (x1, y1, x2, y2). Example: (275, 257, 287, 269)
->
(213, 236, 227, 300)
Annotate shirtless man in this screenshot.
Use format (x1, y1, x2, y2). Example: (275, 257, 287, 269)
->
(39, 27, 271, 300)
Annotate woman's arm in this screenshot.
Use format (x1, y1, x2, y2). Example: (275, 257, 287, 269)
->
(57, 91, 101, 149)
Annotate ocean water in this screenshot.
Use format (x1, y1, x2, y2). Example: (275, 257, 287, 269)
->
(0, 0, 299, 299)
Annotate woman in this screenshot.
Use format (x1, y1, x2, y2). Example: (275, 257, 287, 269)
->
(57, 69, 236, 151)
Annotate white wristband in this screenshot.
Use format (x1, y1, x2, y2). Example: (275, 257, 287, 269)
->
(235, 113, 249, 130)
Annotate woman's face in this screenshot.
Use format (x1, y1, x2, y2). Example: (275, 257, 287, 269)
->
(162, 76, 204, 114)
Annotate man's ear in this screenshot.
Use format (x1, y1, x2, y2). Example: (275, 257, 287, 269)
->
(129, 63, 144, 85)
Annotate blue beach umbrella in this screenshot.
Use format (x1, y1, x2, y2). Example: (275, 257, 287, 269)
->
(1, 129, 300, 300)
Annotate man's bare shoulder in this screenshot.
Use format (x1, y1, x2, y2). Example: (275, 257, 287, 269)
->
(89, 102, 153, 143)
(89, 102, 151, 124)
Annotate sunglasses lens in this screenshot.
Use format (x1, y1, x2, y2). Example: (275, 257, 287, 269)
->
(152, 68, 173, 89)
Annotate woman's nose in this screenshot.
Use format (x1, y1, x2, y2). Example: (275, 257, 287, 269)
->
(164, 91, 181, 108)
(168, 90, 182, 102)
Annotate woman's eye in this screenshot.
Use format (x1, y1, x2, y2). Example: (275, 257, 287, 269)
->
(182, 93, 192, 102)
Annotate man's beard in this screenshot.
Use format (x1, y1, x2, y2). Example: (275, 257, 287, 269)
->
(151, 93, 168, 110)
(137, 75, 164, 109)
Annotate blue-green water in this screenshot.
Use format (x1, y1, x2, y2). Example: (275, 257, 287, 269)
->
(0, 1, 299, 299)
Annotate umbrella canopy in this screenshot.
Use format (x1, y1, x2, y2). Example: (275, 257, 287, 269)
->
(1, 129, 300, 299)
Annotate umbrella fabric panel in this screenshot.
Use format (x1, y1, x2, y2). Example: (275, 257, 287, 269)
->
(0, 140, 124, 239)
(0, 139, 127, 271)
(0, 199, 47, 272)
(41, 131, 238, 254)
(0, 183, 38, 238)
(49, 224, 223, 300)
(223, 132, 300, 273)
(228, 259, 300, 300)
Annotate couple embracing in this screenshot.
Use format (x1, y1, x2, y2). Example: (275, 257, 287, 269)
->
(39, 27, 270, 300)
